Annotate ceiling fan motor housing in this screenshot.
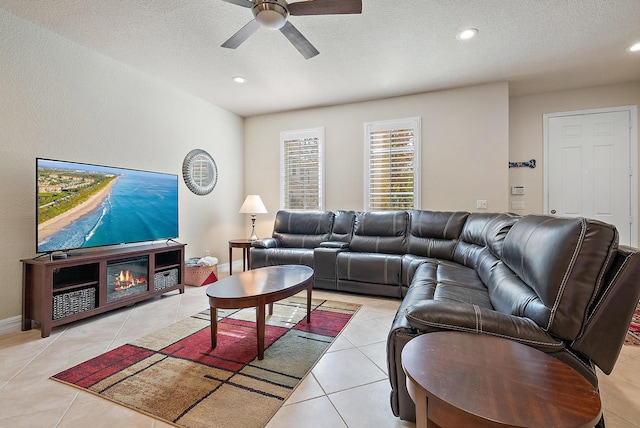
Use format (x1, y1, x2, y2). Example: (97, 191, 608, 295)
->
(253, 0, 289, 29)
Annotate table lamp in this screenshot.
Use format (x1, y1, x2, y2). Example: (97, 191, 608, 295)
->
(239, 195, 268, 240)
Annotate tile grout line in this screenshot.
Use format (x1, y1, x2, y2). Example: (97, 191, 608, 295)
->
(4, 326, 69, 386)
(54, 391, 81, 428)
(105, 307, 135, 351)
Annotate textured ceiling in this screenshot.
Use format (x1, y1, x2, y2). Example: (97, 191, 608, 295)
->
(2, 0, 640, 117)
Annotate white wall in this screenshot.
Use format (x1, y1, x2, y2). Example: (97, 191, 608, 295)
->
(0, 10, 245, 324)
(509, 82, 640, 223)
(244, 82, 510, 238)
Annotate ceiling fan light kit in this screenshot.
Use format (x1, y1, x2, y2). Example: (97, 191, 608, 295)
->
(221, 0, 362, 59)
(253, 0, 289, 29)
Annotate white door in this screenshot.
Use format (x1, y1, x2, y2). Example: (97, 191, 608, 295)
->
(546, 109, 633, 245)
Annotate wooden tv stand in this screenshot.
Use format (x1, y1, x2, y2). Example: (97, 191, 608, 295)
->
(21, 242, 185, 338)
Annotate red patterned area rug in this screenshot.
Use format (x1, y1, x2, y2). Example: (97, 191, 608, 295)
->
(625, 300, 640, 346)
(51, 297, 360, 428)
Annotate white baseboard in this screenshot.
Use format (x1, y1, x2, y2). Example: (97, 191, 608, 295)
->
(0, 316, 22, 336)
(218, 260, 246, 275)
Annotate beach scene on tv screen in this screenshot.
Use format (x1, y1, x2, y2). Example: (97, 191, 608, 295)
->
(37, 160, 179, 253)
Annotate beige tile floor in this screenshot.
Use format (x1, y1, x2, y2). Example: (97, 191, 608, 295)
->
(1, 274, 639, 427)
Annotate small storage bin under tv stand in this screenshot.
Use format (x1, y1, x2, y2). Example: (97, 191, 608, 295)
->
(21, 242, 185, 338)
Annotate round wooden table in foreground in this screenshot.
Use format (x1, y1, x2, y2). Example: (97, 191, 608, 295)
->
(402, 332, 602, 428)
(206, 265, 314, 360)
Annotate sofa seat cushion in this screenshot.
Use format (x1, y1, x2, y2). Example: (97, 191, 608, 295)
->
(404, 300, 564, 353)
(406, 258, 564, 352)
(336, 252, 402, 285)
(411, 261, 492, 307)
(251, 247, 314, 269)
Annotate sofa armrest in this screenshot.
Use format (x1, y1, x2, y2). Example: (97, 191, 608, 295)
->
(572, 246, 640, 374)
(320, 241, 350, 249)
(404, 300, 564, 353)
(252, 238, 278, 249)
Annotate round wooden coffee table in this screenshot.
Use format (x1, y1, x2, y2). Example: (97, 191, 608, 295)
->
(206, 265, 314, 360)
(402, 332, 602, 428)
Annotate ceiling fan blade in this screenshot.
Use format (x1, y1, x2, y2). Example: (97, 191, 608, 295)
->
(221, 19, 261, 49)
(289, 0, 362, 16)
(221, 0, 252, 8)
(280, 21, 319, 59)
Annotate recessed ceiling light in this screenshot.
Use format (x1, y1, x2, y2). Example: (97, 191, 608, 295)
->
(232, 76, 246, 83)
(629, 42, 640, 52)
(456, 28, 478, 41)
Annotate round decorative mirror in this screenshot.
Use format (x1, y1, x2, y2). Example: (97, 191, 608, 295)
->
(182, 149, 218, 195)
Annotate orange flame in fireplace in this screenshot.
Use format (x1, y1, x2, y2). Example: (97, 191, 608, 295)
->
(119, 270, 132, 283)
(113, 270, 147, 291)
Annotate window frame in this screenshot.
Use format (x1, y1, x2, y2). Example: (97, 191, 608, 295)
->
(364, 117, 421, 211)
(280, 127, 325, 210)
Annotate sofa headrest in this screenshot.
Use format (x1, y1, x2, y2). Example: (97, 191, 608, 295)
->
(272, 210, 334, 248)
(273, 210, 333, 235)
(484, 213, 521, 258)
(330, 210, 356, 242)
(501, 215, 618, 340)
(459, 213, 504, 246)
(409, 210, 469, 239)
(453, 213, 519, 268)
(408, 210, 468, 260)
(354, 211, 408, 236)
(350, 211, 408, 254)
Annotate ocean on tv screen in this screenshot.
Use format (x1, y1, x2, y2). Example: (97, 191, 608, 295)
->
(37, 160, 178, 253)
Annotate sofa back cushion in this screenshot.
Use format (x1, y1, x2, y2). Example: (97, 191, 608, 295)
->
(272, 210, 334, 248)
(407, 210, 468, 261)
(497, 215, 618, 340)
(350, 211, 408, 254)
(330, 210, 356, 243)
(454, 213, 519, 268)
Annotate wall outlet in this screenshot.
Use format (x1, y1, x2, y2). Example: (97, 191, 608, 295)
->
(511, 201, 525, 210)
(476, 200, 488, 209)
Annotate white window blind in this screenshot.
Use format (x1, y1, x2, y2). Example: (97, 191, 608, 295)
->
(280, 127, 324, 210)
(365, 117, 421, 211)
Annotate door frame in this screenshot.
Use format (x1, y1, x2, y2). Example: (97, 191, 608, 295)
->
(543, 105, 638, 247)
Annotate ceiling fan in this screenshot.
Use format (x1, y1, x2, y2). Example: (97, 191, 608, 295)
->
(221, 0, 362, 59)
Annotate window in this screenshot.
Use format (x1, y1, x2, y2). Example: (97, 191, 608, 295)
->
(280, 127, 324, 210)
(365, 117, 421, 211)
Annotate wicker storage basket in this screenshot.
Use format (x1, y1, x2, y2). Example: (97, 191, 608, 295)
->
(154, 268, 179, 291)
(52, 287, 97, 320)
(185, 264, 218, 287)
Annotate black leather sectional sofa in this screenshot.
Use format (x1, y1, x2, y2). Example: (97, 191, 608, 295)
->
(251, 209, 640, 422)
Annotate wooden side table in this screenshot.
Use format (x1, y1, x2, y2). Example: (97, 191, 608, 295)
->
(402, 332, 602, 428)
(228, 239, 253, 275)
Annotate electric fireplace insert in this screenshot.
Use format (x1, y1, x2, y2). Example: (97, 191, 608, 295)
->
(106, 256, 149, 302)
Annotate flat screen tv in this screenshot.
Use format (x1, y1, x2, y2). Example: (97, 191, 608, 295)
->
(36, 158, 179, 254)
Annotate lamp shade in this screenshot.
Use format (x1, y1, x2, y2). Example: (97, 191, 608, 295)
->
(239, 195, 268, 214)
